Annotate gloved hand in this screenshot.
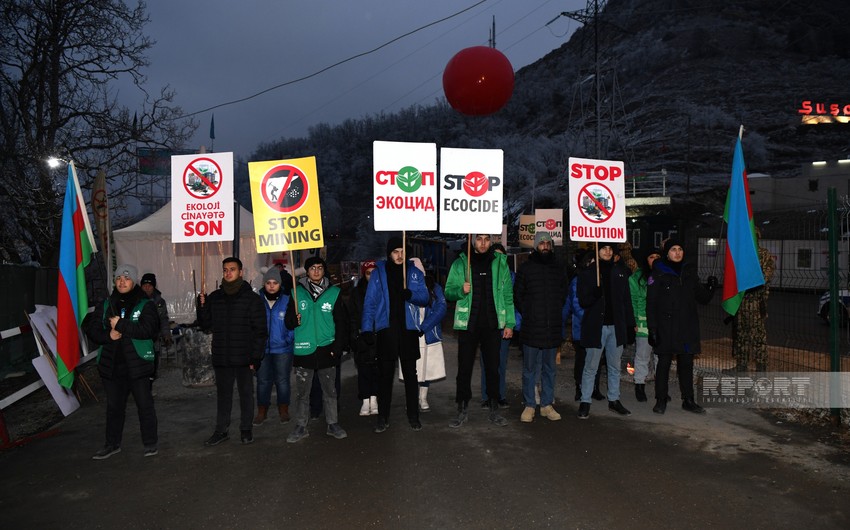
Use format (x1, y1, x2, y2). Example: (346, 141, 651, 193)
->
(723, 315, 734, 325)
(403, 288, 413, 300)
(360, 331, 375, 346)
(648, 328, 658, 348)
(418, 331, 425, 338)
(706, 276, 718, 290)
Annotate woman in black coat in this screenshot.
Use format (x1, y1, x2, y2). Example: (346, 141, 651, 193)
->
(646, 240, 717, 414)
(83, 264, 161, 459)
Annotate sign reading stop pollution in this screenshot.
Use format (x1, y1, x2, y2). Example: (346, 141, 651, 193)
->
(248, 156, 323, 253)
(171, 152, 234, 243)
(518, 214, 535, 248)
(568, 157, 627, 242)
(439, 147, 503, 235)
(372, 141, 437, 231)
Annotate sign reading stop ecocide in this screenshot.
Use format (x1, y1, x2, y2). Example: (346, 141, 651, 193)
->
(567, 157, 626, 242)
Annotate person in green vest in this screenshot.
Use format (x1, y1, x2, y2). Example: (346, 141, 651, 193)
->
(83, 264, 161, 459)
(284, 256, 350, 443)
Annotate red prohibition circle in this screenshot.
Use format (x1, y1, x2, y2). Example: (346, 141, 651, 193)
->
(261, 164, 309, 213)
(577, 182, 615, 224)
(183, 157, 223, 199)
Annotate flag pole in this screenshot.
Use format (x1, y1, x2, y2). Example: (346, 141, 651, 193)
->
(402, 231, 407, 289)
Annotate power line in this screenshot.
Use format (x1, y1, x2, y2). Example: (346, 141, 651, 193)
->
(183, 0, 490, 119)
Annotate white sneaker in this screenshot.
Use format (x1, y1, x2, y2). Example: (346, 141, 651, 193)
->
(359, 399, 370, 416)
(418, 387, 430, 412)
(369, 396, 379, 415)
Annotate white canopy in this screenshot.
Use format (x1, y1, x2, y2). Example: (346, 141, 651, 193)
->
(114, 202, 275, 323)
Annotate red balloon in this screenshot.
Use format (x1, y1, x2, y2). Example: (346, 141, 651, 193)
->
(442, 46, 514, 116)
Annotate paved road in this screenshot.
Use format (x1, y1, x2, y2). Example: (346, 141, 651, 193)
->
(1, 337, 848, 529)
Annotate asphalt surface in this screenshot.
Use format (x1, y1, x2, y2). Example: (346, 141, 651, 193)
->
(1, 337, 848, 529)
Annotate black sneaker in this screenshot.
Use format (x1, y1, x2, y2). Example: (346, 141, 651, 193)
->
(577, 402, 590, 419)
(635, 384, 647, 402)
(409, 419, 422, 431)
(374, 418, 389, 434)
(143, 446, 158, 457)
(498, 399, 510, 409)
(480, 400, 490, 409)
(204, 431, 229, 446)
(608, 400, 631, 416)
(92, 445, 121, 460)
(240, 430, 254, 444)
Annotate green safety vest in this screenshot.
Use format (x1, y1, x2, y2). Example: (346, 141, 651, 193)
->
(293, 285, 340, 356)
(98, 298, 155, 362)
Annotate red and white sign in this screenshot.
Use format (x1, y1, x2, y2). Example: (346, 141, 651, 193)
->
(372, 141, 437, 231)
(171, 152, 234, 243)
(535, 208, 564, 246)
(568, 157, 626, 242)
(439, 147, 503, 235)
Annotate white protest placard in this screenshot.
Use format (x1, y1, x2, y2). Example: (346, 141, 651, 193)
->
(535, 208, 564, 246)
(171, 152, 234, 243)
(567, 157, 626, 242)
(439, 147, 503, 235)
(518, 214, 535, 248)
(372, 141, 437, 231)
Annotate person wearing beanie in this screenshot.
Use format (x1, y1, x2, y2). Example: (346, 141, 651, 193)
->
(197, 257, 268, 446)
(284, 254, 349, 442)
(348, 260, 380, 416)
(514, 231, 568, 423)
(576, 241, 635, 419)
(628, 249, 662, 403)
(444, 234, 515, 428)
(360, 236, 429, 432)
(252, 267, 295, 426)
(140, 272, 172, 381)
(83, 264, 161, 459)
(647, 240, 717, 414)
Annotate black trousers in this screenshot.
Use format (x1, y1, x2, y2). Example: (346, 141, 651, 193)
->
(378, 358, 419, 422)
(456, 327, 501, 405)
(102, 374, 157, 448)
(655, 353, 695, 401)
(356, 361, 380, 400)
(213, 366, 254, 432)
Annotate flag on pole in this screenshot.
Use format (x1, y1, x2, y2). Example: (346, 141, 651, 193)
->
(721, 135, 764, 315)
(56, 162, 97, 388)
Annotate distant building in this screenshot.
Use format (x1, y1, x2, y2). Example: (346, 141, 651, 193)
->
(749, 160, 850, 211)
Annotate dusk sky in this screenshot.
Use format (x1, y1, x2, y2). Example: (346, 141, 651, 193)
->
(126, 0, 587, 159)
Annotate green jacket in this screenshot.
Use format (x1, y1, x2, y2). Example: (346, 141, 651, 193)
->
(444, 251, 516, 331)
(628, 268, 649, 337)
(292, 284, 341, 356)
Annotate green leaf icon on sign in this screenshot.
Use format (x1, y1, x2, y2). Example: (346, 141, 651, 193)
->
(396, 166, 422, 193)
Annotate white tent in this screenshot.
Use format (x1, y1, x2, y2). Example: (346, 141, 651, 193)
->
(114, 202, 277, 323)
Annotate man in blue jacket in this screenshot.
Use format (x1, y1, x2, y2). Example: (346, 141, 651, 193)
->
(361, 236, 429, 433)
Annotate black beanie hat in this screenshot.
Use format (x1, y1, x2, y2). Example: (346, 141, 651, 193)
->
(663, 238, 683, 257)
(386, 236, 405, 259)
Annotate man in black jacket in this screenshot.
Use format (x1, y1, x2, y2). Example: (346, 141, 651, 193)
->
(84, 264, 161, 459)
(576, 243, 635, 419)
(197, 257, 268, 446)
(514, 232, 568, 423)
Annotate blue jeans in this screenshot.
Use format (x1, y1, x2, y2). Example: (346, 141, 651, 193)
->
(522, 346, 557, 407)
(582, 325, 622, 403)
(480, 337, 510, 401)
(256, 353, 293, 406)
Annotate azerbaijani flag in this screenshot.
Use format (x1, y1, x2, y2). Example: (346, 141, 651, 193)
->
(56, 162, 97, 388)
(721, 135, 764, 315)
